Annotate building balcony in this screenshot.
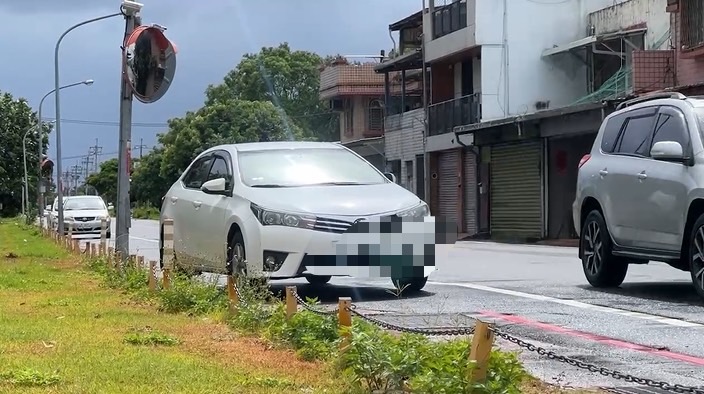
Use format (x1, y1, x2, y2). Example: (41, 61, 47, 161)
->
(385, 107, 425, 133)
(319, 63, 386, 101)
(423, 0, 477, 63)
(428, 93, 480, 136)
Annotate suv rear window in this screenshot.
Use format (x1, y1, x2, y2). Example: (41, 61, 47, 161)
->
(600, 113, 627, 153)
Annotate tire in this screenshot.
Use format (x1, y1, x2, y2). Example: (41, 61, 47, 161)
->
(226, 231, 267, 288)
(305, 275, 331, 286)
(580, 210, 628, 288)
(391, 276, 428, 292)
(687, 214, 704, 300)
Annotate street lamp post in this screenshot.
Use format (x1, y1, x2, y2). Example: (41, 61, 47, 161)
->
(37, 80, 93, 217)
(54, 12, 122, 236)
(22, 124, 39, 217)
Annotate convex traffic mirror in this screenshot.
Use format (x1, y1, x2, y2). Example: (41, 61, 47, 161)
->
(123, 25, 177, 103)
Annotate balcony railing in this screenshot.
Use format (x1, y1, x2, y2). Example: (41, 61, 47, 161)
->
(433, 0, 467, 40)
(428, 93, 480, 136)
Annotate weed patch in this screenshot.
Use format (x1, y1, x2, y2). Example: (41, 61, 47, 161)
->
(123, 327, 180, 346)
(0, 368, 61, 387)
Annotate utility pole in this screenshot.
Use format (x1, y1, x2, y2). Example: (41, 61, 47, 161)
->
(81, 155, 93, 193)
(116, 8, 140, 260)
(88, 138, 102, 174)
(62, 170, 71, 196)
(134, 137, 148, 159)
(70, 164, 83, 195)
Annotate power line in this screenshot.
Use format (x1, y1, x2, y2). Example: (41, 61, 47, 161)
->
(40, 110, 337, 128)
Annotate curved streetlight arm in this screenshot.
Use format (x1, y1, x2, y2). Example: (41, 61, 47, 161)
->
(54, 11, 122, 236)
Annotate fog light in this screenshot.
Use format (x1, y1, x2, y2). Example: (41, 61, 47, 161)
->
(262, 251, 288, 272)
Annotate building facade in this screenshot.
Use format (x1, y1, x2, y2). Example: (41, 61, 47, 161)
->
(319, 59, 387, 171)
(375, 11, 426, 198)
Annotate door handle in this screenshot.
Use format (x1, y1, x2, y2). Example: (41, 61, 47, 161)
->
(599, 169, 608, 176)
(170, 196, 178, 203)
(193, 201, 202, 208)
(637, 172, 647, 180)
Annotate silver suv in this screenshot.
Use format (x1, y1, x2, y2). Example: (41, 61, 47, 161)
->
(573, 92, 704, 299)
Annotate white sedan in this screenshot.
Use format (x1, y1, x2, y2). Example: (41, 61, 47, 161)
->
(159, 141, 444, 291)
(48, 195, 111, 237)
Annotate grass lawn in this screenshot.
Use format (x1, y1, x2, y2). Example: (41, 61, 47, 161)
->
(0, 219, 607, 394)
(0, 220, 338, 394)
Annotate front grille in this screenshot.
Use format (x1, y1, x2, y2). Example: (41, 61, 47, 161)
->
(313, 217, 353, 234)
(74, 217, 96, 222)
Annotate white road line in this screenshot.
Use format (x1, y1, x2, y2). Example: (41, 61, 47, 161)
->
(130, 236, 158, 243)
(429, 281, 703, 328)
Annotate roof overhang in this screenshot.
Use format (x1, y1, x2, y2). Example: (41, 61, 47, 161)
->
(374, 50, 423, 73)
(389, 10, 423, 31)
(541, 27, 647, 58)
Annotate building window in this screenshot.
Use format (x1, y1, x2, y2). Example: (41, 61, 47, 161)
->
(344, 99, 353, 136)
(680, 0, 704, 50)
(368, 99, 384, 132)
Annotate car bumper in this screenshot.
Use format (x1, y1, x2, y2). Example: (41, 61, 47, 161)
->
(64, 220, 110, 234)
(244, 220, 436, 279)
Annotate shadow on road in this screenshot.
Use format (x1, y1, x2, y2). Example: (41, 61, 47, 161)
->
(580, 281, 704, 306)
(268, 282, 435, 305)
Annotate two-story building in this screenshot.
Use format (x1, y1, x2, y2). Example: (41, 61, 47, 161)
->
(319, 58, 387, 171)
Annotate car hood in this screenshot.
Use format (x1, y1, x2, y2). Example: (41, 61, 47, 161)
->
(243, 183, 422, 217)
(63, 209, 108, 218)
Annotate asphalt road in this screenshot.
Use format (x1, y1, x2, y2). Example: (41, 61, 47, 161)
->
(74, 219, 704, 392)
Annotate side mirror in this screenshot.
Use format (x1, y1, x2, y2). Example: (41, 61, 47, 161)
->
(651, 141, 686, 163)
(384, 172, 397, 183)
(201, 178, 229, 195)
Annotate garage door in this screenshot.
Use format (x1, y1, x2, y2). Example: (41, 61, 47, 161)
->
(490, 141, 543, 239)
(463, 149, 478, 235)
(437, 150, 459, 229)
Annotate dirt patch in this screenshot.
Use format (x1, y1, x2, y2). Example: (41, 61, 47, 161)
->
(172, 320, 331, 384)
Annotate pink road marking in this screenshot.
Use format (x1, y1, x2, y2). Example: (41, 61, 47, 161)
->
(478, 310, 704, 367)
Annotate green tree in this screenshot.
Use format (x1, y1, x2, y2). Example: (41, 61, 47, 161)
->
(0, 91, 50, 217)
(85, 158, 118, 207)
(131, 148, 169, 209)
(205, 42, 338, 142)
(158, 99, 304, 184)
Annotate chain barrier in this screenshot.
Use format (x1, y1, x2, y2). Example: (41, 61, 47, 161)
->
(489, 326, 704, 394)
(292, 289, 339, 316)
(347, 307, 476, 336)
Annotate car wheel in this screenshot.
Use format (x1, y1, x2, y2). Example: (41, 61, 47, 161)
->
(391, 276, 428, 292)
(687, 214, 704, 300)
(305, 275, 331, 286)
(227, 231, 267, 288)
(580, 210, 628, 288)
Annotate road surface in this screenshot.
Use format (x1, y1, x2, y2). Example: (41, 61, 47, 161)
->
(73, 219, 704, 392)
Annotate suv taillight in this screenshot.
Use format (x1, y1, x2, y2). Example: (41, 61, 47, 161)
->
(578, 154, 591, 169)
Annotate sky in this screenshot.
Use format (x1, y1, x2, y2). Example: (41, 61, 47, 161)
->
(0, 0, 421, 178)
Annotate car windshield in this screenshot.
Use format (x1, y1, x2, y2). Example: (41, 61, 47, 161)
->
(63, 198, 106, 211)
(237, 148, 388, 187)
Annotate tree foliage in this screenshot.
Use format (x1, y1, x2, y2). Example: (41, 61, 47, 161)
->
(0, 91, 50, 217)
(85, 158, 118, 207)
(205, 42, 339, 142)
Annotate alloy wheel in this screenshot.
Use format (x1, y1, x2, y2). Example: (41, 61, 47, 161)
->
(583, 221, 603, 276)
(690, 226, 704, 293)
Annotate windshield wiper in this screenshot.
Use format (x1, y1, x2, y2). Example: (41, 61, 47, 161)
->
(309, 182, 366, 186)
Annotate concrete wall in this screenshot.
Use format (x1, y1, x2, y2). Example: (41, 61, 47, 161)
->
(588, 0, 669, 49)
(339, 96, 384, 143)
(474, 0, 624, 121)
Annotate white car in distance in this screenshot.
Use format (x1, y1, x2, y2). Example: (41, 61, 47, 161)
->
(49, 195, 111, 238)
(159, 141, 437, 291)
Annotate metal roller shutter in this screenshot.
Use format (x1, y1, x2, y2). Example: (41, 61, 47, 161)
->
(463, 150, 478, 235)
(490, 141, 543, 239)
(437, 150, 459, 228)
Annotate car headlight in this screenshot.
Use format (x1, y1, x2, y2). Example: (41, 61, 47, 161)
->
(396, 202, 430, 218)
(250, 203, 316, 229)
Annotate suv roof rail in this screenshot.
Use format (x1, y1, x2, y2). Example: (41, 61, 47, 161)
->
(615, 92, 687, 111)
